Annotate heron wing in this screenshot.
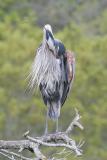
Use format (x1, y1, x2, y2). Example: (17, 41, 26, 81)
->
(61, 51, 75, 106)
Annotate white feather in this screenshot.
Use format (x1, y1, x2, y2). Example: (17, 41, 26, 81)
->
(29, 44, 61, 91)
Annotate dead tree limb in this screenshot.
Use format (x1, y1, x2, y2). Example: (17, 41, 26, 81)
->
(0, 109, 84, 160)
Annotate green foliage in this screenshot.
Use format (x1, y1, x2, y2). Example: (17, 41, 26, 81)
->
(0, 0, 107, 160)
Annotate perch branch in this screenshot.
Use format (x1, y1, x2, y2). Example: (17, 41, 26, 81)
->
(24, 132, 83, 156)
(0, 109, 84, 160)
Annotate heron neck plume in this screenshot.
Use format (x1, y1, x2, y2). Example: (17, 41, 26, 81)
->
(30, 45, 61, 89)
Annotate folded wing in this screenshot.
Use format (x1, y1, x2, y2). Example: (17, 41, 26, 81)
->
(61, 50, 75, 106)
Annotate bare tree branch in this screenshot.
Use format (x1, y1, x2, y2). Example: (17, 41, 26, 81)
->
(1, 149, 31, 160)
(66, 108, 84, 134)
(0, 151, 15, 160)
(0, 140, 31, 150)
(0, 109, 84, 160)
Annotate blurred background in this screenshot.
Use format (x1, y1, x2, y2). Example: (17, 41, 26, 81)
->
(0, 0, 107, 159)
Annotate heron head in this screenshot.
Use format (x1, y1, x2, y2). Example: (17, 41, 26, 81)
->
(43, 24, 56, 53)
(43, 24, 66, 58)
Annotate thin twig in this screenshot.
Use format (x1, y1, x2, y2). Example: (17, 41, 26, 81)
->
(66, 109, 84, 134)
(0, 149, 32, 160)
(0, 151, 15, 160)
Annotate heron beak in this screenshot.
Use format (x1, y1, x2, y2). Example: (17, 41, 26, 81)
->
(43, 24, 55, 52)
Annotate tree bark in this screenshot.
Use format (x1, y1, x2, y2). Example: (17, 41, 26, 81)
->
(0, 109, 84, 160)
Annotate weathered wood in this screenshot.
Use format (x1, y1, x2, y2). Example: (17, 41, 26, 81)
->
(0, 109, 84, 160)
(0, 140, 30, 150)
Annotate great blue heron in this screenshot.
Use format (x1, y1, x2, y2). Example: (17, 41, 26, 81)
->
(29, 24, 75, 134)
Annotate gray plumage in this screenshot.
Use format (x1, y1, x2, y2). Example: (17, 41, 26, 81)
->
(29, 24, 75, 121)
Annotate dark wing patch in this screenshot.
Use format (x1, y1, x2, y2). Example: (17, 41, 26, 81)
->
(54, 39, 66, 58)
(39, 82, 60, 105)
(61, 51, 75, 106)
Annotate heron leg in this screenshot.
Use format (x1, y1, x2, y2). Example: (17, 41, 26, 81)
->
(56, 118, 59, 133)
(44, 109, 48, 135)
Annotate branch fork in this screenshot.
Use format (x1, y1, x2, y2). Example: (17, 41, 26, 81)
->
(0, 109, 84, 160)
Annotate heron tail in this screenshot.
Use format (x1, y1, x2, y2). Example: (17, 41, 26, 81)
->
(48, 101, 61, 120)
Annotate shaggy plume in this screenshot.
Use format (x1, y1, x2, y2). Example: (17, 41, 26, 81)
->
(29, 45, 61, 90)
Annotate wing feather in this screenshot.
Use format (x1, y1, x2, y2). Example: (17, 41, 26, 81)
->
(61, 50, 75, 106)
